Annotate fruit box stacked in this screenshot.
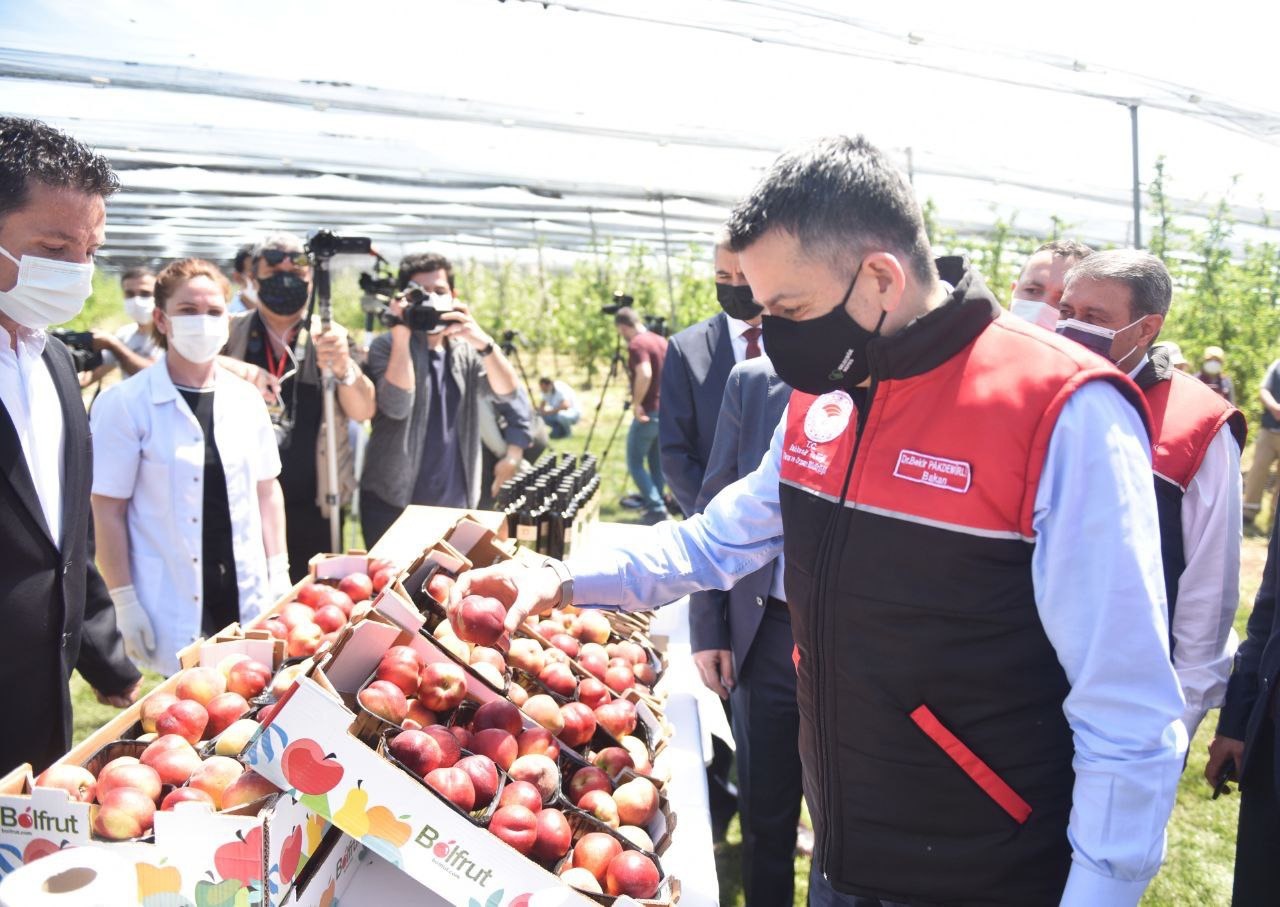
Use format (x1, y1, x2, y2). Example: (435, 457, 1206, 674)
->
(0, 633, 342, 907)
(243, 602, 681, 905)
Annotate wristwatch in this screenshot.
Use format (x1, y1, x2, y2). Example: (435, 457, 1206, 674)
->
(339, 361, 360, 386)
(541, 557, 574, 609)
(478, 341, 496, 358)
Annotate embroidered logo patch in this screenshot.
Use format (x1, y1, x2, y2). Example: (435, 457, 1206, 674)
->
(892, 449, 972, 494)
(803, 390, 854, 443)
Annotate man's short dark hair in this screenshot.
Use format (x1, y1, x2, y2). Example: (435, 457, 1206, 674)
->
(398, 252, 454, 291)
(0, 117, 119, 220)
(121, 266, 153, 283)
(1064, 249, 1173, 319)
(726, 135, 935, 285)
(539, 376, 553, 385)
(233, 244, 254, 275)
(1035, 239, 1095, 261)
(613, 307, 641, 329)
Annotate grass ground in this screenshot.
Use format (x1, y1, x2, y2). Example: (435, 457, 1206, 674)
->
(68, 353, 1272, 905)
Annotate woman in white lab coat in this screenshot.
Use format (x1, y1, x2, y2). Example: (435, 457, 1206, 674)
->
(91, 259, 288, 674)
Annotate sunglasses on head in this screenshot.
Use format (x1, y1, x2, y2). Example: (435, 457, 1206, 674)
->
(260, 249, 310, 268)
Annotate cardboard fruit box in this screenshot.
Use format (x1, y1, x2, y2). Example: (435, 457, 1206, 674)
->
(243, 614, 679, 905)
(0, 634, 331, 907)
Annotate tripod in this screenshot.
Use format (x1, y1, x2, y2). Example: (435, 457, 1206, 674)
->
(582, 334, 629, 465)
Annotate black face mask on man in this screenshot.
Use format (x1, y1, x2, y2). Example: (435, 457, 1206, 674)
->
(256, 272, 310, 316)
(761, 263, 886, 394)
(715, 283, 763, 321)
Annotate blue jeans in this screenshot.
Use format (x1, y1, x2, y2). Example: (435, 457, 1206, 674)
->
(544, 411, 578, 439)
(625, 413, 666, 513)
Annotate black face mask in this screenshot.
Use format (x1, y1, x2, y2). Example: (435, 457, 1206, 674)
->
(256, 272, 310, 316)
(715, 282, 763, 321)
(761, 264, 886, 394)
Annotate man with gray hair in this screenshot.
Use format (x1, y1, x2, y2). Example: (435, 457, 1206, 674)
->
(1057, 249, 1246, 739)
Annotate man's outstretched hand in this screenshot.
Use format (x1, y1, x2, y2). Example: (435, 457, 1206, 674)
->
(449, 560, 564, 634)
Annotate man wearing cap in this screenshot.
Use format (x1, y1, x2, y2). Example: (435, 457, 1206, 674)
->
(1056, 250, 1246, 739)
(1199, 346, 1235, 403)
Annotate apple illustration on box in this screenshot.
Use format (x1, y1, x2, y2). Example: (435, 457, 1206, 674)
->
(281, 739, 344, 795)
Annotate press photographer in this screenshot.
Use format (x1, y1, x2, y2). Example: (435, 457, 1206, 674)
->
(218, 232, 375, 581)
(360, 252, 523, 546)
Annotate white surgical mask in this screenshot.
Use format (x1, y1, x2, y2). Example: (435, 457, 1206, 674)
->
(1202, 360, 1222, 375)
(0, 243, 95, 329)
(124, 295, 155, 325)
(1008, 296, 1060, 331)
(167, 313, 229, 364)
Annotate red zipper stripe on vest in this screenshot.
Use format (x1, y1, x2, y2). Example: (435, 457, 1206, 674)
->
(909, 704, 1032, 824)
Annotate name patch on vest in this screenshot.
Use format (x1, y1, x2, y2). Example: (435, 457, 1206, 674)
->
(893, 449, 971, 494)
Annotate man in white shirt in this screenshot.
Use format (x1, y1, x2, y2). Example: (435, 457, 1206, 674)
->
(0, 116, 140, 774)
(1056, 249, 1246, 739)
(537, 376, 580, 438)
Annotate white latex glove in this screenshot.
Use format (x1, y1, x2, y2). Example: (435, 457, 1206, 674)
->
(267, 553, 292, 601)
(108, 585, 156, 661)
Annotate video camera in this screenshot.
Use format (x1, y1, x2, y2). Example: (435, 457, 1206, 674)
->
(599, 292, 668, 337)
(51, 329, 103, 372)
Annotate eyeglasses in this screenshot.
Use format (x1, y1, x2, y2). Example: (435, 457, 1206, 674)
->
(259, 249, 310, 269)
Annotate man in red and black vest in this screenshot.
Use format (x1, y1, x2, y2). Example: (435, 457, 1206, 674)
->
(1055, 250, 1246, 741)
(455, 136, 1186, 906)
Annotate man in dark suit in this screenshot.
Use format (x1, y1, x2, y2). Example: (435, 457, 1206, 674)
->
(1209, 513, 1280, 904)
(660, 230, 764, 516)
(690, 356, 800, 905)
(661, 231, 765, 837)
(0, 117, 141, 774)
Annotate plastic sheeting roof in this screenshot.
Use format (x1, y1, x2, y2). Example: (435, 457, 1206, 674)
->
(3, 0, 1280, 266)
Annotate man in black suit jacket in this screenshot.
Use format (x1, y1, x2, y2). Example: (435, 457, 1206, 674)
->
(690, 356, 801, 905)
(1210, 512, 1280, 904)
(659, 232, 765, 516)
(0, 118, 141, 774)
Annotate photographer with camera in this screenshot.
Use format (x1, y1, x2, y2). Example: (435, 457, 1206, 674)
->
(91, 259, 286, 674)
(359, 252, 521, 546)
(218, 233, 375, 581)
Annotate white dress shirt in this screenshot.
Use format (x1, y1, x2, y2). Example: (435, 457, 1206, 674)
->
(0, 324, 64, 543)
(725, 315, 765, 363)
(1128, 355, 1243, 738)
(568, 380, 1185, 905)
(90, 360, 281, 674)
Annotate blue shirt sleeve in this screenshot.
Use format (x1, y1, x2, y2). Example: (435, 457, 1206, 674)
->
(568, 409, 787, 609)
(1032, 381, 1186, 905)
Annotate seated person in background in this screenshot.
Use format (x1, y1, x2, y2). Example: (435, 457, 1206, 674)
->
(90, 258, 288, 674)
(538, 376, 580, 439)
(84, 266, 160, 384)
